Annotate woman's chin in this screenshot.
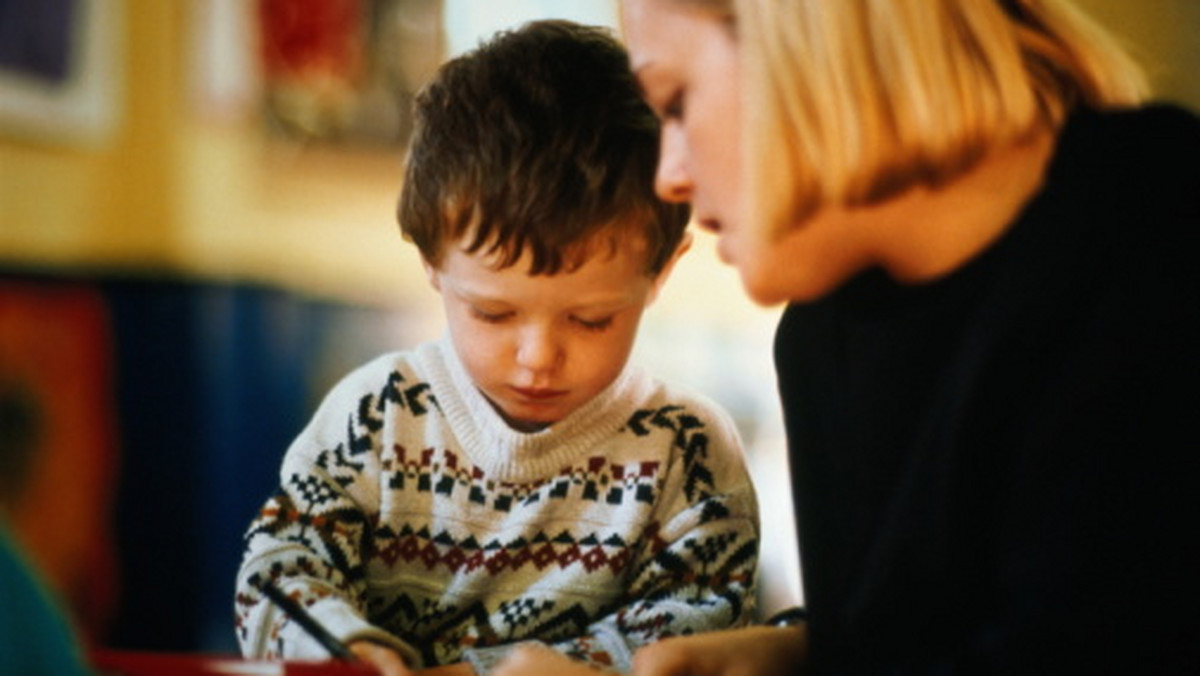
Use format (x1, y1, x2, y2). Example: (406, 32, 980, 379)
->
(739, 269, 795, 307)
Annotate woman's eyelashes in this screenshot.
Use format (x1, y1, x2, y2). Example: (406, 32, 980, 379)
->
(661, 89, 685, 121)
(639, 76, 684, 122)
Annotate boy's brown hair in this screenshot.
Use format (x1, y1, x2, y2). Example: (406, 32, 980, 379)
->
(397, 19, 690, 275)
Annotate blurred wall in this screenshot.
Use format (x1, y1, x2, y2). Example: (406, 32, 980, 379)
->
(1079, 0, 1200, 108)
(0, 0, 434, 311)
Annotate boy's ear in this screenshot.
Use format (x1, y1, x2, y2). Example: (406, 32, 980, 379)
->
(422, 258, 442, 292)
(647, 230, 693, 305)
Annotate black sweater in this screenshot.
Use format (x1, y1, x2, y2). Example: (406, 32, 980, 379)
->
(775, 105, 1200, 673)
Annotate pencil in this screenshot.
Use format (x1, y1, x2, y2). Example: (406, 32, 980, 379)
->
(253, 577, 358, 661)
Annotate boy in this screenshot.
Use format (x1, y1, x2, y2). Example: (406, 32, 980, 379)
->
(234, 20, 759, 675)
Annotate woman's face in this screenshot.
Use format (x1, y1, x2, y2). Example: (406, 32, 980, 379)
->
(622, 1, 750, 274)
(625, 0, 875, 306)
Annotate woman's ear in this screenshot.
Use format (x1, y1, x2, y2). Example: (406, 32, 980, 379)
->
(647, 230, 694, 305)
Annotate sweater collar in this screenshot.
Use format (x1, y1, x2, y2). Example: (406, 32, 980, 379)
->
(417, 335, 645, 482)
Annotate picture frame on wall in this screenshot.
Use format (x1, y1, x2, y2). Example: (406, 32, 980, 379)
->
(0, 0, 124, 148)
(256, 0, 445, 147)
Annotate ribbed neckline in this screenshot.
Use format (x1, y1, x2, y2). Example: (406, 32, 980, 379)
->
(414, 336, 648, 483)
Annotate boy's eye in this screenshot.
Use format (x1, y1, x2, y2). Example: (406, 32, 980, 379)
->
(471, 308, 512, 323)
(573, 315, 614, 332)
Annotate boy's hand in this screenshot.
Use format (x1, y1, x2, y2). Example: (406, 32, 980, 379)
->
(490, 644, 603, 676)
(349, 640, 416, 676)
(629, 625, 808, 676)
(414, 663, 476, 675)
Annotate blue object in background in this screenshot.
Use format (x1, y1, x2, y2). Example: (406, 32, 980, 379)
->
(0, 524, 91, 676)
(2, 271, 412, 654)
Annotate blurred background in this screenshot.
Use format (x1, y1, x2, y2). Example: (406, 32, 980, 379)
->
(1, 0, 1197, 657)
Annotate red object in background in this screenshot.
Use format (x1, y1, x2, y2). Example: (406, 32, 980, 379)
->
(258, 0, 365, 83)
(0, 283, 119, 645)
(91, 650, 381, 675)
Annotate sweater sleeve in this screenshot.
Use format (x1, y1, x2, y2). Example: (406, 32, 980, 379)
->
(233, 364, 423, 667)
(462, 402, 761, 673)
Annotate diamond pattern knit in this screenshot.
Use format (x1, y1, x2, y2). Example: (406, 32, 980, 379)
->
(234, 338, 759, 672)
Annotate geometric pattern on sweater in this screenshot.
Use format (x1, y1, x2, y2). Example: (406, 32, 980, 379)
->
(382, 447, 662, 513)
(240, 481, 758, 661)
(235, 343, 759, 671)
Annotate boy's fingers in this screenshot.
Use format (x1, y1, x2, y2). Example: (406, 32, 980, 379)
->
(349, 640, 415, 676)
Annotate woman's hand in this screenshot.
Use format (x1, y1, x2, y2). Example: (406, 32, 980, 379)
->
(348, 640, 416, 676)
(630, 625, 808, 676)
(489, 626, 807, 676)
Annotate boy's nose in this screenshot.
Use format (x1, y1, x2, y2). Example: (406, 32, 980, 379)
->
(655, 123, 692, 203)
(515, 327, 562, 374)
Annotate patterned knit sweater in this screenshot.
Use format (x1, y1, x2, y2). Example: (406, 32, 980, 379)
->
(234, 338, 759, 672)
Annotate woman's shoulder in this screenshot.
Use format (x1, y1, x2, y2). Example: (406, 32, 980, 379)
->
(1036, 103, 1198, 249)
(1055, 103, 1200, 191)
(1066, 102, 1199, 142)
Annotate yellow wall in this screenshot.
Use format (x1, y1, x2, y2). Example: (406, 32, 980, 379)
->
(1, 2, 184, 269)
(1080, 0, 1200, 107)
(0, 1, 430, 311)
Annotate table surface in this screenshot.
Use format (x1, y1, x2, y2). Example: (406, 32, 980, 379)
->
(90, 650, 466, 675)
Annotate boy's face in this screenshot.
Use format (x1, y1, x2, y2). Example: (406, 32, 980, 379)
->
(426, 236, 669, 432)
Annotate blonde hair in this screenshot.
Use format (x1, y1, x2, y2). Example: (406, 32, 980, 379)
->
(735, 0, 1148, 235)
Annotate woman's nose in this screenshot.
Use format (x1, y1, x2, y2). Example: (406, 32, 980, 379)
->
(655, 123, 692, 203)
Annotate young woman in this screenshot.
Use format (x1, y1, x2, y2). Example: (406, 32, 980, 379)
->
(496, 0, 1200, 673)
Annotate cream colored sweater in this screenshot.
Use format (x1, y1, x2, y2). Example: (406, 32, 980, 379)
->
(235, 337, 759, 673)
